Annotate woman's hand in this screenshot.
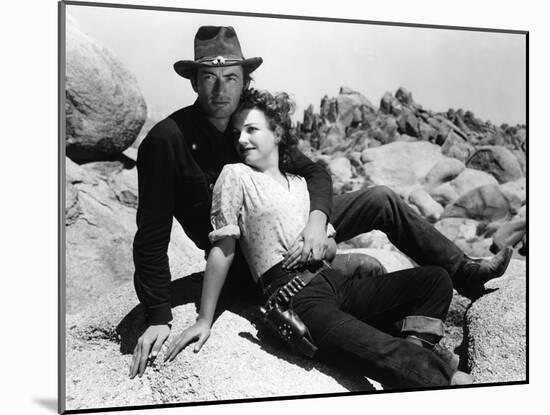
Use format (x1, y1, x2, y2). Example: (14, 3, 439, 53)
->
(164, 319, 211, 362)
(283, 210, 328, 270)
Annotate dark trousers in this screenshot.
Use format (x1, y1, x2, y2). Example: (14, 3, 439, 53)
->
(277, 265, 456, 388)
(332, 186, 465, 279)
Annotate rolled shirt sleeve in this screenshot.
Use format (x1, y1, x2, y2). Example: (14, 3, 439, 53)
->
(209, 165, 244, 243)
(327, 222, 337, 238)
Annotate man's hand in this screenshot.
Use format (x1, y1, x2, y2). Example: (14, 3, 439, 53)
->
(164, 319, 211, 363)
(129, 324, 170, 379)
(283, 210, 328, 270)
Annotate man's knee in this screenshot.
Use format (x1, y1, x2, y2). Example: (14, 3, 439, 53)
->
(423, 266, 453, 301)
(359, 185, 400, 210)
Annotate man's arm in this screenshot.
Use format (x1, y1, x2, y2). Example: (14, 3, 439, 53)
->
(130, 129, 176, 379)
(286, 148, 333, 218)
(133, 131, 176, 325)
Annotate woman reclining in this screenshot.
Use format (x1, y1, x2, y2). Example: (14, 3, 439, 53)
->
(164, 89, 473, 388)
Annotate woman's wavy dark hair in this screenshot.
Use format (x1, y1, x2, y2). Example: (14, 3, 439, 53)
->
(237, 88, 298, 172)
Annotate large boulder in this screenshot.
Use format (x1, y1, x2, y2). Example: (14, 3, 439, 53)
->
(360, 141, 445, 189)
(434, 218, 491, 257)
(440, 131, 475, 162)
(337, 248, 414, 272)
(442, 184, 512, 221)
(65, 157, 205, 314)
(424, 158, 465, 188)
(465, 259, 526, 383)
(327, 156, 353, 183)
(336, 87, 376, 130)
(491, 218, 527, 252)
(499, 179, 526, 214)
(466, 146, 524, 184)
(65, 16, 147, 163)
(344, 230, 396, 252)
(446, 168, 499, 198)
(396, 108, 421, 138)
(435, 217, 479, 242)
(408, 189, 444, 222)
(427, 182, 459, 207)
(370, 115, 399, 144)
(380, 91, 403, 116)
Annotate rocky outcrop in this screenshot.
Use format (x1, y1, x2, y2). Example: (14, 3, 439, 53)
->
(66, 247, 416, 410)
(360, 141, 445, 190)
(424, 158, 465, 188)
(465, 260, 526, 383)
(65, 246, 526, 410)
(434, 218, 491, 257)
(66, 282, 372, 410)
(466, 146, 524, 184)
(408, 188, 444, 222)
(443, 184, 512, 221)
(65, 16, 147, 163)
(64, 158, 205, 314)
(301, 88, 526, 239)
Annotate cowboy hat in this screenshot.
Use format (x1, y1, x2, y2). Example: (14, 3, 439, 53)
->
(174, 26, 263, 79)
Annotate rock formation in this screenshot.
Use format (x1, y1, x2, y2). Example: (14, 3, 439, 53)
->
(65, 16, 147, 163)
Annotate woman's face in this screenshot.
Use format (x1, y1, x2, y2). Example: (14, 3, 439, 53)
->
(233, 108, 280, 171)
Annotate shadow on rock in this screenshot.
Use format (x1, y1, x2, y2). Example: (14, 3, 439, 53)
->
(117, 272, 268, 355)
(116, 272, 205, 354)
(238, 327, 377, 392)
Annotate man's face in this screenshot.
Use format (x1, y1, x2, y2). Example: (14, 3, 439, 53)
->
(193, 66, 244, 121)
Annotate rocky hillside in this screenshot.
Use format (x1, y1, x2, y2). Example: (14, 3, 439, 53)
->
(298, 86, 526, 259)
(63, 17, 527, 412)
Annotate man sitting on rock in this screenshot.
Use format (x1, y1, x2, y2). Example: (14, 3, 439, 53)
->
(129, 25, 512, 379)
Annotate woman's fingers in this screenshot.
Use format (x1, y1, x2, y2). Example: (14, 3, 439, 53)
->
(193, 331, 210, 353)
(165, 331, 195, 362)
(283, 240, 304, 269)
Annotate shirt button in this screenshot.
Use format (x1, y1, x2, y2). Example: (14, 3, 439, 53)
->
(209, 183, 214, 190)
(191, 143, 197, 151)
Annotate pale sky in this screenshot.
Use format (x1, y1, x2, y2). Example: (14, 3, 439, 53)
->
(67, 4, 526, 125)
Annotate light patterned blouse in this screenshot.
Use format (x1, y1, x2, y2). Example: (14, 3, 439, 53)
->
(208, 163, 335, 282)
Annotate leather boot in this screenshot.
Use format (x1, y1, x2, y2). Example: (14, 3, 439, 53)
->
(452, 246, 513, 300)
(405, 336, 459, 372)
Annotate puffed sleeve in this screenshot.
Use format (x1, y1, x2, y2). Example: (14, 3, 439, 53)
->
(209, 164, 244, 243)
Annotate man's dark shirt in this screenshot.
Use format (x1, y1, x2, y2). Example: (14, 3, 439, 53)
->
(133, 100, 333, 325)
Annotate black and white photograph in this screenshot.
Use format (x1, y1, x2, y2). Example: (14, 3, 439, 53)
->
(58, 0, 529, 413)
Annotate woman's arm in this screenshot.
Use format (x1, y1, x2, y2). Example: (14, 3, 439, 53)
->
(197, 238, 236, 325)
(164, 237, 236, 361)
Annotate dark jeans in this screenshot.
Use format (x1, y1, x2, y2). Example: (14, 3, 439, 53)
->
(332, 186, 465, 281)
(262, 263, 456, 389)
